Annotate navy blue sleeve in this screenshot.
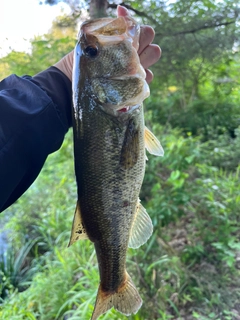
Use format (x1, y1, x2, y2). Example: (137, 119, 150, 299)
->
(0, 66, 72, 212)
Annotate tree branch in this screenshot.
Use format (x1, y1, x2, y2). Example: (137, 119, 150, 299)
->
(107, 2, 160, 25)
(168, 20, 236, 37)
(108, 2, 236, 38)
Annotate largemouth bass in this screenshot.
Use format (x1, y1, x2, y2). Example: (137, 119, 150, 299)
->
(69, 15, 164, 320)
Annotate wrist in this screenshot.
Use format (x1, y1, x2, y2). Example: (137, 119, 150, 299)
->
(54, 50, 74, 82)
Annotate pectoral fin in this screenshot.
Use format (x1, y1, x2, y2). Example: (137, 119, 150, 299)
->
(120, 119, 139, 169)
(128, 200, 153, 249)
(68, 201, 89, 247)
(144, 126, 164, 156)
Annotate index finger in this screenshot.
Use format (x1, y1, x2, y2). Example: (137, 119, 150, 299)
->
(138, 25, 155, 55)
(117, 5, 129, 17)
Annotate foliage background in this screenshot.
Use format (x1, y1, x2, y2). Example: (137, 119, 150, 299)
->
(0, 0, 240, 319)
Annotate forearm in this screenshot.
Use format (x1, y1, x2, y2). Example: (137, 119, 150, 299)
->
(0, 68, 72, 212)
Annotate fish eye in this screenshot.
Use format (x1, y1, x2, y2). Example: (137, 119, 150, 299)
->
(84, 45, 98, 58)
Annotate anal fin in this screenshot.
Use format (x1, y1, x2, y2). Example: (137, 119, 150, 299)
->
(145, 126, 164, 156)
(91, 272, 142, 320)
(68, 201, 89, 247)
(128, 199, 153, 249)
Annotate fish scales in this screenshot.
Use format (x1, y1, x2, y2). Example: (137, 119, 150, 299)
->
(74, 96, 145, 287)
(70, 15, 164, 320)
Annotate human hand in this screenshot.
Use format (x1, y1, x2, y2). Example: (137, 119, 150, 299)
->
(54, 50, 74, 82)
(117, 5, 161, 84)
(55, 5, 161, 84)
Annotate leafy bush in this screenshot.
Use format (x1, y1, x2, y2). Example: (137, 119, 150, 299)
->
(147, 90, 240, 141)
(0, 239, 39, 300)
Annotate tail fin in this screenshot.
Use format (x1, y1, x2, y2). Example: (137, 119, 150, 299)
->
(91, 272, 142, 320)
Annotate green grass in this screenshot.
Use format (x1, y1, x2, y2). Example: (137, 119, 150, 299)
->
(0, 125, 240, 319)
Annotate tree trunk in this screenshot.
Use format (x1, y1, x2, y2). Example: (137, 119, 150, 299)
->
(89, 0, 108, 19)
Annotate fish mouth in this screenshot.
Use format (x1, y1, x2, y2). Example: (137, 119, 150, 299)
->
(118, 106, 130, 112)
(81, 16, 140, 51)
(117, 105, 139, 113)
(78, 16, 150, 117)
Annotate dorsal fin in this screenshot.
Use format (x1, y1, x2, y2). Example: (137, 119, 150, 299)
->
(144, 126, 164, 156)
(128, 199, 153, 249)
(68, 201, 89, 247)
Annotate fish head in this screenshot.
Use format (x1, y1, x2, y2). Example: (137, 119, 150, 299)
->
(73, 16, 149, 117)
